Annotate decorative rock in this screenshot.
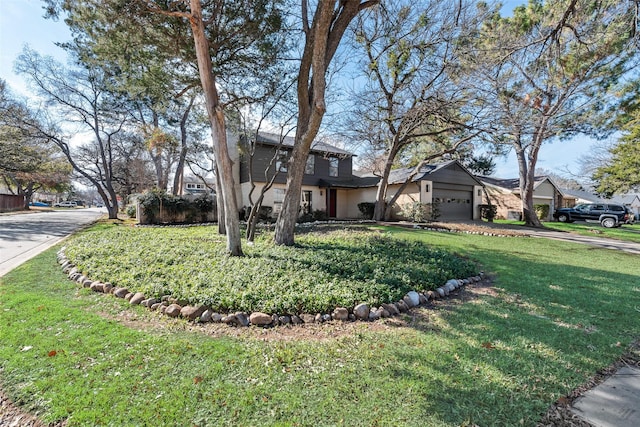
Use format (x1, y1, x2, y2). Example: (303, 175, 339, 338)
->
(396, 300, 409, 313)
(379, 308, 391, 318)
(278, 315, 291, 325)
(150, 303, 163, 311)
(315, 313, 323, 323)
(418, 294, 428, 305)
(90, 282, 104, 293)
(445, 279, 459, 289)
(103, 283, 113, 294)
(381, 303, 400, 316)
(82, 279, 92, 288)
(68, 267, 78, 276)
(463, 278, 470, 285)
(332, 307, 349, 321)
(76, 275, 86, 284)
(161, 295, 171, 302)
(272, 314, 279, 325)
(353, 303, 370, 320)
(404, 291, 420, 308)
(291, 315, 302, 325)
(200, 309, 213, 322)
(124, 292, 134, 301)
(368, 309, 381, 321)
(321, 313, 332, 322)
(348, 313, 356, 321)
(445, 283, 456, 293)
(211, 313, 223, 323)
(165, 304, 182, 317)
(129, 292, 146, 305)
(146, 298, 159, 307)
(222, 314, 238, 325)
(301, 313, 315, 324)
(427, 290, 435, 300)
(436, 287, 446, 298)
(113, 287, 129, 298)
(249, 312, 273, 326)
(159, 305, 167, 314)
(181, 305, 206, 321)
(235, 312, 250, 327)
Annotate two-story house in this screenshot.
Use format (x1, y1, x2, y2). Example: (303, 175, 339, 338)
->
(236, 132, 484, 221)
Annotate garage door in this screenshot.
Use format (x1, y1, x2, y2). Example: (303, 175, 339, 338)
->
(433, 187, 473, 220)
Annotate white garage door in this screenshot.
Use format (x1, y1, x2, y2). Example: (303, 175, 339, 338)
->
(433, 187, 473, 220)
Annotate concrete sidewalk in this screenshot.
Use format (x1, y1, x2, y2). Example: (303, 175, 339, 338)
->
(571, 366, 640, 427)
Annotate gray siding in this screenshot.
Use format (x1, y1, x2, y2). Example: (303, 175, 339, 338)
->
(240, 143, 353, 186)
(428, 163, 480, 187)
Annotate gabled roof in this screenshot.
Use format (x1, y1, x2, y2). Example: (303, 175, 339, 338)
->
(479, 175, 562, 194)
(388, 160, 483, 185)
(255, 132, 353, 156)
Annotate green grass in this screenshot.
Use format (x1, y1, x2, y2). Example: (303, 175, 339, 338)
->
(1, 225, 639, 426)
(64, 223, 476, 314)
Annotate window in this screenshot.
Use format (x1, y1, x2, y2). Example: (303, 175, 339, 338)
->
(276, 149, 288, 172)
(305, 154, 315, 175)
(329, 157, 339, 177)
(273, 188, 285, 213)
(301, 191, 312, 214)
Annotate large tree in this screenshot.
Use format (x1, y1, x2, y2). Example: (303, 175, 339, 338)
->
(592, 112, 640, 196)
(273, 0, 378, 246)
(464, 0, 639, 227)
(15, 48, 126, 219)
(348, 0, 482, 221)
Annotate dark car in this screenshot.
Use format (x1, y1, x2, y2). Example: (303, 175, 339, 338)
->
(553, 203, 631, 228)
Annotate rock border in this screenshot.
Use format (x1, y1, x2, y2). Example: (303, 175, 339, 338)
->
(57, 246, 484, 328)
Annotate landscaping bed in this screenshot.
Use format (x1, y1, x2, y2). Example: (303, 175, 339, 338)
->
(63, 223, 478, 316)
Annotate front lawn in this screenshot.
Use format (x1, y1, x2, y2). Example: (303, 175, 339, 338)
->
(1, 224, 638, 426)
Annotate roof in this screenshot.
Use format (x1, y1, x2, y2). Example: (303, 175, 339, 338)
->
(255, 132, 353, 157)
(609, 193, 640, 205)
(355, 160, 483, 187)
(559, 188, 606, 203)
(318, 176, 380, 188)
(479, 175, 562, 194)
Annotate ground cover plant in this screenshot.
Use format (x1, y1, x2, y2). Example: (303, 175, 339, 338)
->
(1, 225, 639, 426)
(63, 223, 477, 314)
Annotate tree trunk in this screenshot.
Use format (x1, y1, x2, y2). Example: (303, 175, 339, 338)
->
(515, 147, 542, 227)
(373, 147, 398, 221)
(188, 0, 242, 255)
(171, 96, 194, 196)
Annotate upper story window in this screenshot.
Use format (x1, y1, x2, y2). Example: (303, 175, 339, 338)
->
(305, 154, 315, 175)
(276, 149, 288, 173)
(329, 157, 339, 177)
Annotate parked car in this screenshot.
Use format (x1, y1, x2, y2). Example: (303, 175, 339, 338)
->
(29, 201, 49, 207)
(53, 201, 77, 208)
(553, 203, 631, 228)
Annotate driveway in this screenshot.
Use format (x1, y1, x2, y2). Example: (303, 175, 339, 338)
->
(0, 208, 104, 277)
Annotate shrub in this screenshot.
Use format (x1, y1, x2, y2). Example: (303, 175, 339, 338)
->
(137, 190, 215, 224)
(400, 202, 439, 223)
(534, 204, 550, 220)
(479, 204, 497, 222)
(357, 202, 376, 220)
(125, 205, 137, 219)
(312, 209, 328, 221)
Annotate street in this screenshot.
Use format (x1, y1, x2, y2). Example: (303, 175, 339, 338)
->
(0, 208, 104, 277)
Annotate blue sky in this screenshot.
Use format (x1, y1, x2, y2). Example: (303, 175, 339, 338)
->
(0, 0, 597, 179)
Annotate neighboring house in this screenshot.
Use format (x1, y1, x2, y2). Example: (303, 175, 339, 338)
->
(237, 132, 483, 220)
(479, 176, 566, 221)
(610, 193, 640, 217)
(179, 176, 216, 196)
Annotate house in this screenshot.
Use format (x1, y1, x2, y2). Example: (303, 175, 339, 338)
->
(479, 176, 566, 221)
(237, 132, 483, 221)
(179, 176, 216, 196)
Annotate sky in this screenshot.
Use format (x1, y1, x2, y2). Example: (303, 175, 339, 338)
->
(0, 0, 599, 180)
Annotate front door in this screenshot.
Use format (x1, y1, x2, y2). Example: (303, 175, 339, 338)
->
(327, 189, 337, 218)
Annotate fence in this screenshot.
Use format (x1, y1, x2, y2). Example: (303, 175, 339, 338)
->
(0, 194, 25, 212)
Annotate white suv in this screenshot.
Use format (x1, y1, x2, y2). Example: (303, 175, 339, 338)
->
(53, 201, 77, 208)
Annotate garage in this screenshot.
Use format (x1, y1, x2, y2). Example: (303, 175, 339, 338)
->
(433, 184, 474, 220)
